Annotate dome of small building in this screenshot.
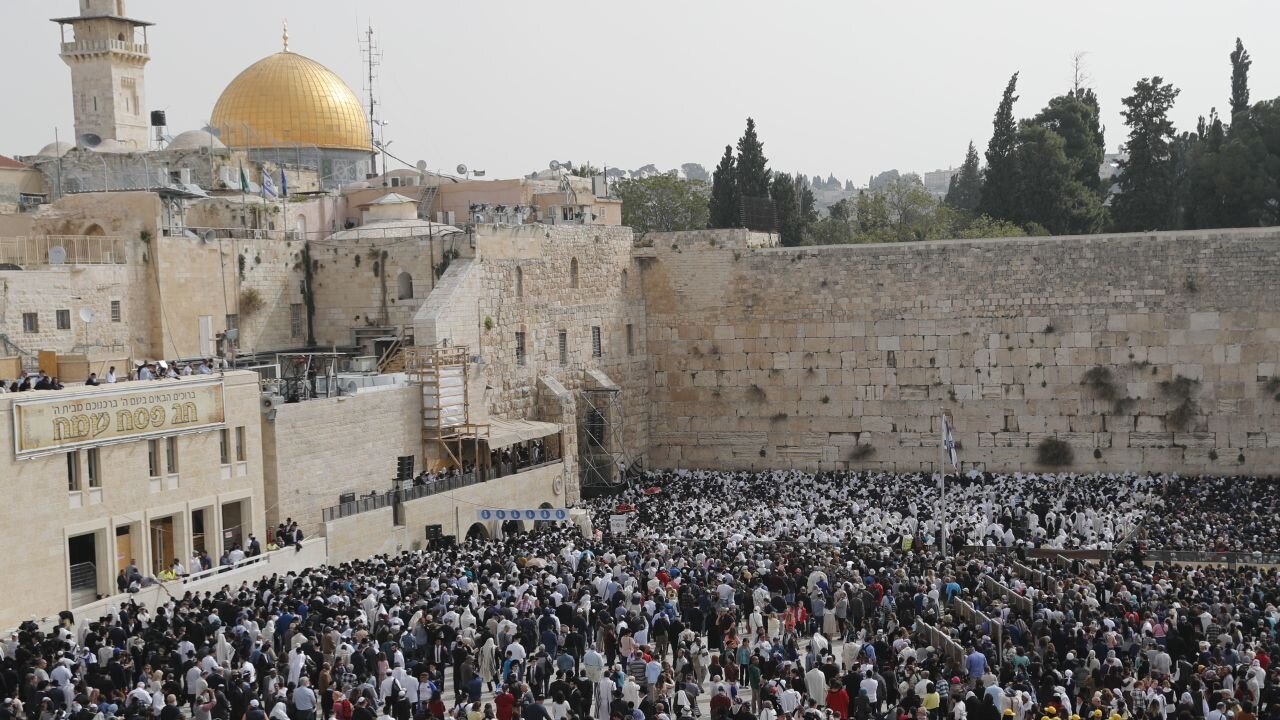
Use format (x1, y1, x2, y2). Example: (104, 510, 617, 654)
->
(36, 141, 74, 158)
(210, 49, 371, 152)
(167, 129, 227, 151)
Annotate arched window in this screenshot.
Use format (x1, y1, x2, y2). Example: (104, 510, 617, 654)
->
(397, 272, 413, 300)
(621, 268, 628, 291)
(83, 223, 105, 236)
(570, 257, 579, 289)
(515, 266, 523, 298)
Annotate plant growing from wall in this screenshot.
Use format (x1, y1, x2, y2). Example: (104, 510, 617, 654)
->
(1081, 365, 1120, 401)
(1035, 437, 1074, 466)
(435, 248, 460, 279)
(746, 384, 767, 402)
(238, 253, 247, 281)
(770, 412, 789, 422)
(239, 288, 264, 317)
(1264, 376, 1280, 401)
(300, 241, 317, 346)
(484, 316, 494, 331)
(1159, 374, 1200, 431)
(849, 444, 876, 461)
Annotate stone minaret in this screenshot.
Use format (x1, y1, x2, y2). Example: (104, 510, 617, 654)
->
(52, 0, 153, 149)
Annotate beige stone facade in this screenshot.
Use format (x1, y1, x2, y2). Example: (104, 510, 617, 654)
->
(640, 228, 1280, 474)
(261, 384, 423, 539)
(0, 371, 266, 628)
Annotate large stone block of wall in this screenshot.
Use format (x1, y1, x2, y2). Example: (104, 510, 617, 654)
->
(642, 228, 1280, 475)
(262, 384, 422, 538)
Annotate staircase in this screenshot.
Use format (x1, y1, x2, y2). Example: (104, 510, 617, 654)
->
(417, 184, 439, 222)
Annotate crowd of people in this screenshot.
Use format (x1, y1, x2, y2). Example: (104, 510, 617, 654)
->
(2, 359, 222, 394)
(1, 468, 1276, 720)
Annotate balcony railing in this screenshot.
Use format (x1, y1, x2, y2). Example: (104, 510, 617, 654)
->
(0, 235, 129, 266)
(61, 40, 148, 56)
(321, 459, 562, 523)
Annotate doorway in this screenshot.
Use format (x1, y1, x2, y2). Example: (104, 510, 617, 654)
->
(67, 532, 100, 606)
(221, 501, 243, 551)
(149, 516, 175, 575)
(198, 315, 214, 357)
(191, 508, 207, 555)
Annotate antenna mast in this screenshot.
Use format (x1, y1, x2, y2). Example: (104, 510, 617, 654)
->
(359, 23, 382, 176)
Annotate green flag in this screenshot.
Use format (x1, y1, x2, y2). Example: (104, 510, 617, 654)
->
(239, 162, 249, 193)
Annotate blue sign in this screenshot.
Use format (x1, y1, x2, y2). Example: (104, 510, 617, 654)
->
(477, 507, 570, 522)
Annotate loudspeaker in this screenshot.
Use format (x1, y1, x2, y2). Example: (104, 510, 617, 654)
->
(425, 524, 443, 540)
(397, 455, 415, 482)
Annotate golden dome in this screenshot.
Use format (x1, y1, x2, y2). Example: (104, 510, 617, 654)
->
(210, 51, 371, 152)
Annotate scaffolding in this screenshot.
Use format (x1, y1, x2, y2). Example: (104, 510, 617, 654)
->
(405, 346, 486, 470)
(579, 372, 631, 493)
(275, 352, 342, 402)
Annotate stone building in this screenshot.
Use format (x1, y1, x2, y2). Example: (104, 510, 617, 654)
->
(0, 371, 266, 626)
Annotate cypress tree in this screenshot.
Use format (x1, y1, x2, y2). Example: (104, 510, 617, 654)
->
(735, 117, 771, 198)
(978, 73, 1021, 221)
(708, 145, 741, 228)
(945, 141, 984, 212)
(1230, 38, 1252, 118)
(1113, 77, 1181, 232)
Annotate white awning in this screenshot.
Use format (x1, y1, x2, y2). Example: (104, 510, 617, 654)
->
(485, 418, 561, 447)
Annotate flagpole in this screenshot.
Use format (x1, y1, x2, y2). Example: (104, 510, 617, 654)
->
(939, 406, 949, 559)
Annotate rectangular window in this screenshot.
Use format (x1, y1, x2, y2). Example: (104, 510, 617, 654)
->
(22, 313, 38, 333)
(235, 426, 246, 462)
(514, 332, 526, 366)
(225, 314, 239, 333)
(219, 429, 230, 465)
(290, 304, 303, 338)
(626, 324, 634, 356)
(558, 330, 568, 366)
(67, 451, 80, 492)
(86, 448, 101, 488)
(147, 439, 160, 478)
(110, 300, 121, 322)
(592, 326, 602, 358)
(165, 437, 178, 474)
(56, 309, 71, 330)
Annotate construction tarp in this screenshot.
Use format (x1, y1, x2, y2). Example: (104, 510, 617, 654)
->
(485, 418, 561, 448)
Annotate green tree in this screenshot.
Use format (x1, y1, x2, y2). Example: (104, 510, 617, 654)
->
(883, 174, 937, 242)
(614, 175, 710, 235)
(1033, 89, 1107, 194)
(708, 145, 740, 228)
(1230, 37, 1252, 118)
(735, 117, 771, 198)
(770, 173, 799, 245)
(1010, 123, 1107, 234)
(945, 141, 984, 213)
(809, 198, 856, 245)
(954, 214, 1028, 239)
(855, 190, 891, 240)
(979, 72, 1021, 221)
(1113, 77, 1181, 232)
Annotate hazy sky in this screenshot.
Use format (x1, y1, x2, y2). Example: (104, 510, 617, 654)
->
(5, 1, 1278, 183)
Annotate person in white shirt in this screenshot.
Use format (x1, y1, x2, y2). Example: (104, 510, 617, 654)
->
(105, 366, 117, 383)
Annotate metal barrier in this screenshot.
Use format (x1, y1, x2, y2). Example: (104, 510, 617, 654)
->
(0, 235, 129, 266)
(951, 596, 1002, 665)
(321, 459, 563, 522)
(980, 573, 1032, 616)
(916, 619, 966, 665)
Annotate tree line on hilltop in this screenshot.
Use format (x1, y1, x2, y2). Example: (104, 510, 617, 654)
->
(617, 39, 1280, 245)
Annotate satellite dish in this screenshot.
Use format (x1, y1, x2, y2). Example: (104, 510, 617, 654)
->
(78, 133, 102, 148)
(201, 229, 216, 243)
(78, 307, 97, 323)
(415, 159, 427, 172)
(48, 246, 67, 264)
(456, 163, 468, 175)
(224, 328, 239, 341)
(548, 160, 560, 171)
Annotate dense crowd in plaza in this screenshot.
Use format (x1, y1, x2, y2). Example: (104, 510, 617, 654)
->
(2, 469, 1278, 720)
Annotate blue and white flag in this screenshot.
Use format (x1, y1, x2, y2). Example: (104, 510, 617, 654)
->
(261, 170, 277, 198)
(941, 414, 959, 471)
(280, 168, 288, 197)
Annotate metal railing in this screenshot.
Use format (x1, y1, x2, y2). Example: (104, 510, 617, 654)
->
(69, 561, 97, 606)
(62, 40, 148, 55)
(321, 459, 563, 523)
(0, 235, 129, 266)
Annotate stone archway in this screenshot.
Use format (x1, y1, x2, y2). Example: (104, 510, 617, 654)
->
(534, 502, 556, 531)
(465, 522, 490, 542)
(83, 223, 105, 236)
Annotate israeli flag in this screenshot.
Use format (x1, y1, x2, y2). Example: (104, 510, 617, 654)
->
(941, 415, 959, 471)
(261, 170, 277, 198)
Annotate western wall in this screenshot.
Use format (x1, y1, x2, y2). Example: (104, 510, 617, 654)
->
(639, 227, 1280, 475)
